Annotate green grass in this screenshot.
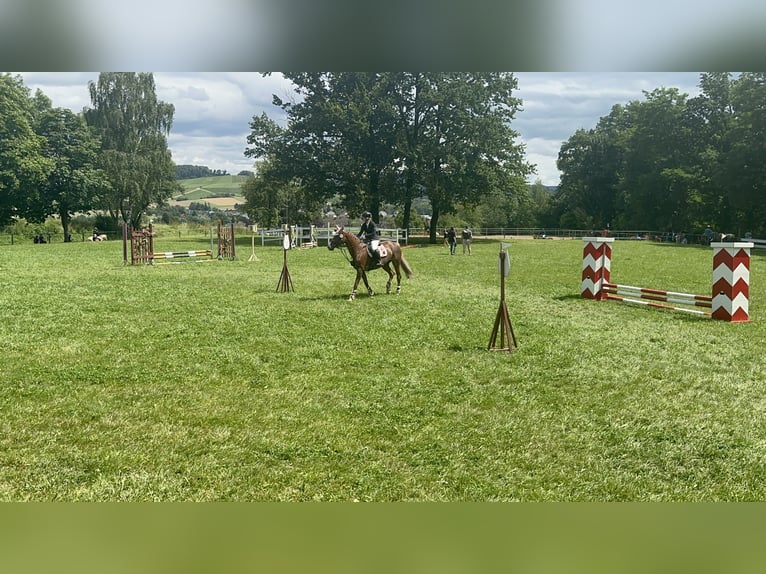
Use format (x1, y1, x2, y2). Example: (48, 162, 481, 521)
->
(1, 234, 765, 501)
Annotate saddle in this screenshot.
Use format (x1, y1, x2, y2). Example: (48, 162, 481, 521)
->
(364, 242, 388, 269)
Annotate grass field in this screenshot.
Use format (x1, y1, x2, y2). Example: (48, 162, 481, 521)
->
(1, 232, 765, 501)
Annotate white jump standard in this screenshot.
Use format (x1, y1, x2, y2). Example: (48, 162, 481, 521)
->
(581, 237, 753, 322)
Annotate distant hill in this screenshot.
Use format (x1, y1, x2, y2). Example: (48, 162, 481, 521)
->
(175, 175, 248, 197)
(172, 175, 249, 209)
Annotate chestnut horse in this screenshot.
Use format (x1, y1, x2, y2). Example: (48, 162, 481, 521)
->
(327, 226, 414, 300)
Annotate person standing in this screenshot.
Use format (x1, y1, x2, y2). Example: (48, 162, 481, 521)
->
(461, 225, 473, 255)
(446, 226, 457, 255)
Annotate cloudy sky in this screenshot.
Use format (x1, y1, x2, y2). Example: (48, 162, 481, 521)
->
(18, 72, 704, 187)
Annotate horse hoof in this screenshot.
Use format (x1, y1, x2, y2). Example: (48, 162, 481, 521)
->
(349, 292, 356, 301)
(396, 286, 401, 294)
(368, 290, 375, 297)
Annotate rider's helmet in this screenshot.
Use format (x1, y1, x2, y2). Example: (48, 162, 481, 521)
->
(362, 211, 372, 218)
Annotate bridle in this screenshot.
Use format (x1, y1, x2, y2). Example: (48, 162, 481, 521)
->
(329, 228, 354, 265)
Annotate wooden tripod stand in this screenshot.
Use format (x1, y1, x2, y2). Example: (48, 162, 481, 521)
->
(276, 233, 294, 292)
(488, 246, 517, 352)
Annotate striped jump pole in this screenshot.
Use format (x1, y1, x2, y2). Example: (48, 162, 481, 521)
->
(581, 237, 614, 300)
(602, 282, 712, 316)
(153, 250, 214, 262)
(582, 238, 753, 322)
(712, 241, 753, 322)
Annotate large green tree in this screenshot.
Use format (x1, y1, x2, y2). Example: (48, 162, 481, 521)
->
(553, 73, 766, 238)
(618, 87, 695, 231)
(684, 72, 735, 231)
(241, 159, 319, 228)
(0, 73, 52, 227)
(724, 72, 766, 236)
(246, 72, 533, 241)
(554, 104, 627, 230)
(84, 72, 176, 229)
(409, 73, 532, 241)
(29, 90, 108, 240)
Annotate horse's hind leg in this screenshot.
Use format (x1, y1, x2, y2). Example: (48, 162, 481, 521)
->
(383, 264, 394, 293)
(392, 261, 402, 293)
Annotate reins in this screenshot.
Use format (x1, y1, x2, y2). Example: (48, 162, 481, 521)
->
(332, 229, 359, 267)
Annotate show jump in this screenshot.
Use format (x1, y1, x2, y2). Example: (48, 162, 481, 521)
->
(581, 237, 753, 322)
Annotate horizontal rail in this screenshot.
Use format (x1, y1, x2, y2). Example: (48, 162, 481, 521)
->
(603, 282, 712, 306)
(152, 250, 213, 260)
(604, 294, 711, 316)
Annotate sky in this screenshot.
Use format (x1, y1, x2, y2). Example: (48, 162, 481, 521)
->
(17, 72, 705, 187)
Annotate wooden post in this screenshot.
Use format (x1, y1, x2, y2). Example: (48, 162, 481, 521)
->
(248, 225, 259, 262)
(489, 243, 517, 352)
(276, 231, 294, 292)
(122, 223, 129, 265)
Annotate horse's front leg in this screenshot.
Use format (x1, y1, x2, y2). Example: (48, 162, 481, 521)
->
(350, 269, 363, 300)
(361, 270, 374, 297)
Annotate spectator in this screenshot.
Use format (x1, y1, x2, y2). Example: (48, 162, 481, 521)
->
(461, 226, 473, 255)
(446, 226, 457, 255)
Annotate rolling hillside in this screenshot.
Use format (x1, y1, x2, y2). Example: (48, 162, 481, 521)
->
(172, 175, 249, 209)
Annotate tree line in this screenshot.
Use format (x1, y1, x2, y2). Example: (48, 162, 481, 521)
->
(242, 73, 535, 241)
(175, 165, 232, 179)
(1, 72, 176, 239)
(550, 72, 766, 238)
(4, 72, 764, 242)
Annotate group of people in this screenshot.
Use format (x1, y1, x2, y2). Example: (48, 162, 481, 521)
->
(444, 226, 473, 255)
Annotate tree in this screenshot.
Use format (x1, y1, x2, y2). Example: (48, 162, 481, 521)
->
(258, 73, 400, 219)
(685, 73, 735, 231)
(240, 159, 318, 228)
(0, 73, 52, 227)
(84, 73, 176, 229)
(618, 88, 696, 231)
(555, 108, 624, 230)
(248, 72, 533, 242)
(724, 73, 766, 236)
(30, 91, 107, 240)
(414, 73, 532, 241)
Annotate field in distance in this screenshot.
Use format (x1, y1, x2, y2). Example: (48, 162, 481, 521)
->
(171, 175, 248, 209)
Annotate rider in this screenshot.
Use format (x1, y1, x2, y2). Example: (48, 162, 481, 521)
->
(357, 211, 381, 263)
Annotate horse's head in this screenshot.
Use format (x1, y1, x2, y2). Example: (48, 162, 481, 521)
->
(327, 225, 346, 251)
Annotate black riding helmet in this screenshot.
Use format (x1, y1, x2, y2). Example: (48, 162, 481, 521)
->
(362, 211, 372, 218)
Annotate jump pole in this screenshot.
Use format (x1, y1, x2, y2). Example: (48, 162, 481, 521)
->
(488, 242, 517, 352)
(581, 238, 753, 322)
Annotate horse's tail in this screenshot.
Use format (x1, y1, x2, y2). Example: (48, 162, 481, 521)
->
(400, 252, 414, 278)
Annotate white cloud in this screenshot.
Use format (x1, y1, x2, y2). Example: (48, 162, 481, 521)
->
(514, 72, 704, 185)
(18, 72, 710, 185)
